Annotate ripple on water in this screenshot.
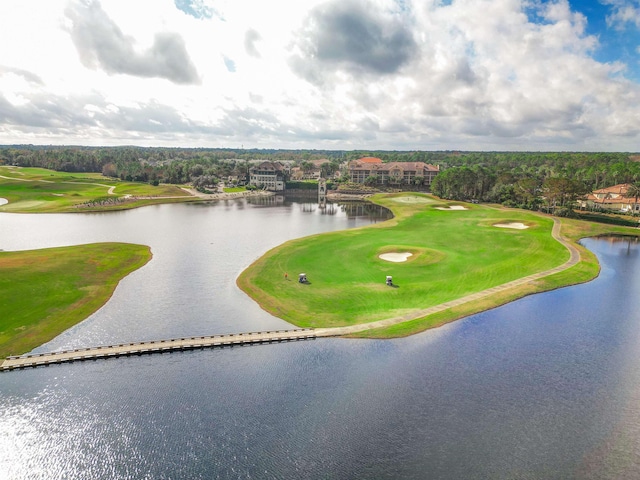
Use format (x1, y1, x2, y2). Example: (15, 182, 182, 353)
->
(3, 207, 640, 479)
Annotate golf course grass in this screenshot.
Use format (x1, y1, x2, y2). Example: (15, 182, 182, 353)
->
(0, 243, 152, 357)
(3, 180, 640, 355)
(237, 193, 639, 336)
(0, 166, 192, 212)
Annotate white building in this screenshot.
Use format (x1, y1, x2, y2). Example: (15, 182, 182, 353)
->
(249, 161, 286, 191)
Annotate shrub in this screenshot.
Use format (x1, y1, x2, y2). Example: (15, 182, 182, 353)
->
(555, 207, 578, 218)
(285, 181, 318, 190)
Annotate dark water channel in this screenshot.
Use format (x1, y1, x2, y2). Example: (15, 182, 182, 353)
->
(1, 198, 640, 479)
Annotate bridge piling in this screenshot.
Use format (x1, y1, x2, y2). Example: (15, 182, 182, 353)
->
(0, 328, 320, 372)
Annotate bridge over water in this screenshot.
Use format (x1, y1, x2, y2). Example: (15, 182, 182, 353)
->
(0, 329, 324, 372)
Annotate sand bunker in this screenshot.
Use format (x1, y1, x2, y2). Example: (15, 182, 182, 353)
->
(379, 252, 413, 262)
(392, 196, 434, 204)
(494, 222, 529, 230)
(0, 198, 8, 206)
(435, 205, 468, 211)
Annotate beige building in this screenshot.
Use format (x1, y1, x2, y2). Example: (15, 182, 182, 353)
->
(348, 157, 439, 187)
(580, 183, 640, 213)
(249, 161, 286, 191)
(290, 159, 331, 181)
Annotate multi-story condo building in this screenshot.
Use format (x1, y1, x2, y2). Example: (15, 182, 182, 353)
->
(348, 157, 439, 187)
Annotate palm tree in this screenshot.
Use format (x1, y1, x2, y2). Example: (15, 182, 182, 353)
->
(624, 183, 640, 216)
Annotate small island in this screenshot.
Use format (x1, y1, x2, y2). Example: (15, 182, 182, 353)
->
(237, 192, 630, 338)
(0, 243, 152, 357)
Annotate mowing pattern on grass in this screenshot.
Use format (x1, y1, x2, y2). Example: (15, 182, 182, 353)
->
(0, 166, 190, 212)
(237, 193, 570, 329)
(0, 243, 152, 357)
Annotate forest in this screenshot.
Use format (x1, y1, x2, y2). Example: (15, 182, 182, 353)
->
(0, 145, 340, 185)
(1, 145, 639, 213)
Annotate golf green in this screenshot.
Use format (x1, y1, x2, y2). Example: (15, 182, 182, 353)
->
(238, 193, 569, 330)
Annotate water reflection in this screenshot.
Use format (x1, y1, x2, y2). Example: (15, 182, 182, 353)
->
(246, 193, 394, 222)
(340, 202, 392, 221)
(593, 234, 640, 257)
(244, 194, 286, 207)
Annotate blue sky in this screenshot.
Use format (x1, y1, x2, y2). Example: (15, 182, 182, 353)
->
(0, 0, 639, 151)
(526, 1, 640, 79)
(566, 0, 640, 80)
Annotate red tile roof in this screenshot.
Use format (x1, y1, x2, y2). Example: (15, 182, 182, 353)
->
(583, 183, 639, 204)
(592, 183, 630, 195)
(349, 161, 439, 172)
(357, 157, 383, 163)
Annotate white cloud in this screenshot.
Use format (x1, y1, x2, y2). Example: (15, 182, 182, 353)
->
(0, 0, 638, 150)
(289, 0, 418, 80)
(603, 0, 640, 29)
(65, 0, 200, 84)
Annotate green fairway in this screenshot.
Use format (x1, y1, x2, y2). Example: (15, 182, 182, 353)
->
(0, 166, 191, 212)
(0, 243, 152, 357)
(238, 193, 573, 330)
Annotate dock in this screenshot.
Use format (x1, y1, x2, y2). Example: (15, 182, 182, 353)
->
(0, 329, 318, 372)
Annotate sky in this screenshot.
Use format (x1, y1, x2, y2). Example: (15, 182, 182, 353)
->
(0, 0, 639, 152)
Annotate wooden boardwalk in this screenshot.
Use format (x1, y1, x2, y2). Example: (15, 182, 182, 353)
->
(0, 329, 318, 372)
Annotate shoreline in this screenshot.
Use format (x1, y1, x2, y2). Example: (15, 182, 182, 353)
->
(179, 187, 276, 200)
(236, 193, 636, 339)
(320, 218, 581, 337)
(4, 189, 639, 357)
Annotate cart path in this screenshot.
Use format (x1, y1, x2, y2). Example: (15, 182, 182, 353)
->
(315, 218, 580, 336)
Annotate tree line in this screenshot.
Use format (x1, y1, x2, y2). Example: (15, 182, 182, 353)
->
(429, 152, 640, 214)
(0, 145, 344, 185)
(1, 146, 639, 211)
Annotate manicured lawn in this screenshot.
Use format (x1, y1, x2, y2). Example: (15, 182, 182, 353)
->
(355, 215, 640, 338)
(238, 193, 573, 329)
(0, 166, 191, 212)
(0, 243, 152, 357)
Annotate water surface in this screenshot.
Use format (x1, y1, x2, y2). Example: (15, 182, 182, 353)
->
(1, 201, 640, 479)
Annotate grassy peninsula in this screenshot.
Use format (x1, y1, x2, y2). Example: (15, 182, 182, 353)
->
(0, 166, 192, 213)
(238, 193, 639, 337)
(0, 243, 152, 357)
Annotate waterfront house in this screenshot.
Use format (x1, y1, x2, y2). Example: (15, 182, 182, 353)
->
(249, 161, 286, 191)
(579, 183, 640, 213)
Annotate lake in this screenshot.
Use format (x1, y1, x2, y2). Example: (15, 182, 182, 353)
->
(1, 197, 640, 479)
